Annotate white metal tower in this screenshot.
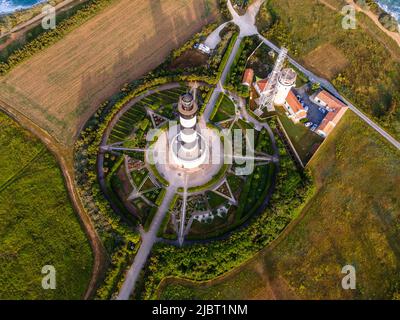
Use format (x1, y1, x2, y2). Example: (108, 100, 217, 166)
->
(255, 48, 288, 116)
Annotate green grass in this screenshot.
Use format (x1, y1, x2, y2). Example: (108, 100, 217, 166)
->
(158, 269, 263, 300)
(0, 112, 93, 299)
(276, 107, 323, 163)
(210, 93, 236, 123)
(157, 112, 400, 299)
(206, 191, 228, 209)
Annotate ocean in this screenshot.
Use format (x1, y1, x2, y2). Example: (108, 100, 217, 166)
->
(376, 0, 400, 24)
(0, 0, 44, 14)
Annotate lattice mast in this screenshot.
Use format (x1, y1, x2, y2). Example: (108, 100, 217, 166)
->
(256, 48, 288, 115)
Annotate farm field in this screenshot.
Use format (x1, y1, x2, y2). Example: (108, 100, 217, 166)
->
(0, 112, 93, 299)
(157, 112, 400, 300)
(263, 0, 400, 140)
(0, 0, 220, 146)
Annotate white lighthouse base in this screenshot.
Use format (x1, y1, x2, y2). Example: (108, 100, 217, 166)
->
(147, 126, 223, 189)
(170, 133, 208, 169)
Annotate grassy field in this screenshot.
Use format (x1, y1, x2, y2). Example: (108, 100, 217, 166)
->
(263, 0, 400, 140)
(157, 111, 400, 299)
(0, 112, 93, 299)
(0, 0, 219, 146)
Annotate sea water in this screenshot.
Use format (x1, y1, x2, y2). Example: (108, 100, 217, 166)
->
(0, 0, 44, 14)
(376, 0, 400, 24)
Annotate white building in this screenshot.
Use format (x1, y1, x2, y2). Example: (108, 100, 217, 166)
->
(274, 68, 297, 106)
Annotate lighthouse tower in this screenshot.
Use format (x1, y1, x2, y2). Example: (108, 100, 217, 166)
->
(274, 68, 297, 106)
(171, 92, 207, 169)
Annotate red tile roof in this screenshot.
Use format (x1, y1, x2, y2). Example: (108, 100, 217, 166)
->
(315, 90, 348, 110)
(256, 79, 268, 92)
(286, 90, 305, 115)
(316, 91, 348, 135)
(242, 68, 254, 86)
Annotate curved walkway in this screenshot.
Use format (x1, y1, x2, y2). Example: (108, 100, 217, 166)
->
(97, 82, 181, 217)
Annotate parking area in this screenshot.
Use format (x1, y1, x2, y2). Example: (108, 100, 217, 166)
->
(293, 86, 327, 132)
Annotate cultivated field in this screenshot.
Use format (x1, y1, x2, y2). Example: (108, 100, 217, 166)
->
(0, 112, 93, 299)
(0, 0, 219, 146)
(158, 112, 400, 299)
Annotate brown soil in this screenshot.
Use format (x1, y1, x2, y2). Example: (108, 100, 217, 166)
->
(0, 0, 219, 147)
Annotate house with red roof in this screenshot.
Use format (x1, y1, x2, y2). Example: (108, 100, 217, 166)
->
(284, 90, 307, 123)
(313, 90, 348, 137)
(242, 68, 254, 87)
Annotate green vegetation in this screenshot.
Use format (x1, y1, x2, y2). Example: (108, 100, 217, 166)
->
(225, 35, 260, 97)
(233, 126, 275, 222)
(142, 117, 313, 299)
(355, 0, 400, 32)
(218, 0, 233, 21)
(0, 0, 65, 34)
(216, 32, 239, 80)
(259, 0, 400, 140)
(0, 112, 93, 299)
(159, 112, 400, 299)
(276, 107, 323, 164)
(210, 93, 236, 122)
(158, 269, 264, 300)
(0, 0, 98, 63)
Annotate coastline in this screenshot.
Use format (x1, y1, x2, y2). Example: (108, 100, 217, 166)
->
(375, 0, 400, 23)
(0, 0, 64, 34)
(0, 1, 46, 15)
(346, 0, 400, 48)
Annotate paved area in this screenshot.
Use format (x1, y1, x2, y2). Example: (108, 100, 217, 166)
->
(293, 87, 326, 127)
(204, 22, 229, 49)
(151, 125, 224, 189)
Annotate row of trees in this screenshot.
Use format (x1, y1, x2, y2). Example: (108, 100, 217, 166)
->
(224, 35, 260, 97)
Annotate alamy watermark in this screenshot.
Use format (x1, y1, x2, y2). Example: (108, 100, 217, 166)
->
(42, 5, 57, 30)
(341, 265, 356, 290)
(342, 5, 357, 30)
(41, 265, 56, 290)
